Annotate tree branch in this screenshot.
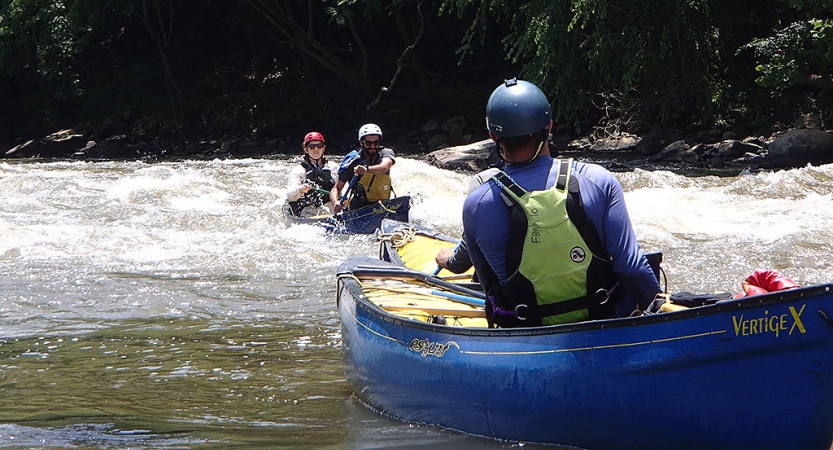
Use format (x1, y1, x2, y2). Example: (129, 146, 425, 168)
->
(366, 1, 425, 112)
(246, 0, 373, 99)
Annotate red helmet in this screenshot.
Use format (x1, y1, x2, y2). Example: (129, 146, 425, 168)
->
(304, 131, 325, 145)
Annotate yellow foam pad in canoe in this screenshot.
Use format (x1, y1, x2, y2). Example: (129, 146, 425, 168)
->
(397, 235, 475, 277)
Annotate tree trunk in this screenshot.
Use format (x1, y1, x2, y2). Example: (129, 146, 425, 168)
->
(138, 0, 191, 127)
(393, 2, 429, 95)
(22, 29, 61, 128)
(247, 0, 382, 101)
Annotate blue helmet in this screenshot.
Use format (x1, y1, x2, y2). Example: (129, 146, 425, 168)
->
(485, 78, 552, 138)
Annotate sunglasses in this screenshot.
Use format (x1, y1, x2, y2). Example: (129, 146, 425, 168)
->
(307, 143, 325, 149)
(362, 140, 381, 148)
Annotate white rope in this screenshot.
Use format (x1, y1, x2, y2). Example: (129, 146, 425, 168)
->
(374, 200, 396, 213)
(376, 225, 417, 249)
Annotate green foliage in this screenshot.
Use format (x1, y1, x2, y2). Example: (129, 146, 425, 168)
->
(781, 0, 833, 17)
(3, 0, 833, 148)
(0, 0, 76, 83)
(443, 0, 736, 130)
(745, 19, 833, 91)
(0, 0, 87, 134)
(440, 0, 508, 59)
(327, 0, 385, 23)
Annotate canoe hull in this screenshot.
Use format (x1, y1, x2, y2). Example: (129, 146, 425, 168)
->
(283, 196, 410, 234)
(337, 258, 833, 449)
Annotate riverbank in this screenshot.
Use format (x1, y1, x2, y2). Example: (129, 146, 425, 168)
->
(2, 113, 831, 174)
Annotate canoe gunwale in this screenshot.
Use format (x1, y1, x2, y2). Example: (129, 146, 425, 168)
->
(338, 259, 833, 336)
(283, 196, 411, 234)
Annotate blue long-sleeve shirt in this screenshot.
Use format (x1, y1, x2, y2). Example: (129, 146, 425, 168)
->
(462, 156, 660, 316)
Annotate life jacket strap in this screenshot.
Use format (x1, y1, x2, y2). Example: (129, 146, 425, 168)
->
(515, 281, 620, 320)
(556, 158, 570, 190)
(491, 171, 526, 198)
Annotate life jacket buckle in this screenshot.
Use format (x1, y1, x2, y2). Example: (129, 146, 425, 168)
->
(514, 304, 529, 320)
(596, 281, 620, 305)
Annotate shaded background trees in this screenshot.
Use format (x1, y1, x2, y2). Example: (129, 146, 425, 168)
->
(1, 0, 831, 153)
(445, 0, 832, 135)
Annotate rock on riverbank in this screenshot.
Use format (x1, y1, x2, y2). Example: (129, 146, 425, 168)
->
(3, 114, 831, 173)
(425, 119, 833, 174)
(0, 115, 482, 161)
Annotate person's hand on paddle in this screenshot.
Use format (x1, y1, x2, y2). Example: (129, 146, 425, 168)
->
(435, 247, 455, 270)
(354, 164, 369, 175)
(333, 174, 359, 214)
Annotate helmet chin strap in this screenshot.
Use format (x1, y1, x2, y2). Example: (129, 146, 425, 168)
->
(497, 126, 550, 164)
(517, 139, 544, 164)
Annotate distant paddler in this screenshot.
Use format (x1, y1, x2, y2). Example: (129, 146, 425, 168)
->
(285, 131, 339, 218)
(331, 123, 396, 213)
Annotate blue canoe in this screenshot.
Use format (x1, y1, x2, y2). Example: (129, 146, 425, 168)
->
(336, 247, 833, 448)
(282, 195, 410, 234)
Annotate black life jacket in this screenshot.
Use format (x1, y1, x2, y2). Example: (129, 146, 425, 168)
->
(288, 161, 335, 216)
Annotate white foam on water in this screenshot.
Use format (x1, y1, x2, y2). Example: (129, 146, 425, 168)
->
(2, 157, 833, 332)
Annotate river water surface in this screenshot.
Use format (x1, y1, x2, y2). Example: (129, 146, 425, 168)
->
(1, 155, 832, 449)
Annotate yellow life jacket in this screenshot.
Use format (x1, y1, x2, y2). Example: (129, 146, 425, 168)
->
(484, 159, 619, 327)
(358, 173, 392, 203)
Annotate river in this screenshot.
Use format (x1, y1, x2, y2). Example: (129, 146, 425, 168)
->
(1, 155, 832, 449)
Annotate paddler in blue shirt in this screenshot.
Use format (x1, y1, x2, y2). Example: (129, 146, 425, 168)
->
(435, 166, 501, 274)
(463, 79, 661, 328)
(331, 123, 396, 213)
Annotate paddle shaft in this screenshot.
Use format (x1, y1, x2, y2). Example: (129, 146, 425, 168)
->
(365, 275, 486, 300)
(430, 290, 484, 307)
(340, 174, 359, 203)
(364, 283, 485, 308)
(432, 240, 461, 276)
(379, 304, 485, 318)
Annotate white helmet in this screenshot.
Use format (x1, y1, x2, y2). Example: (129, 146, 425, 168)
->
(358, 123, 383, 141)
